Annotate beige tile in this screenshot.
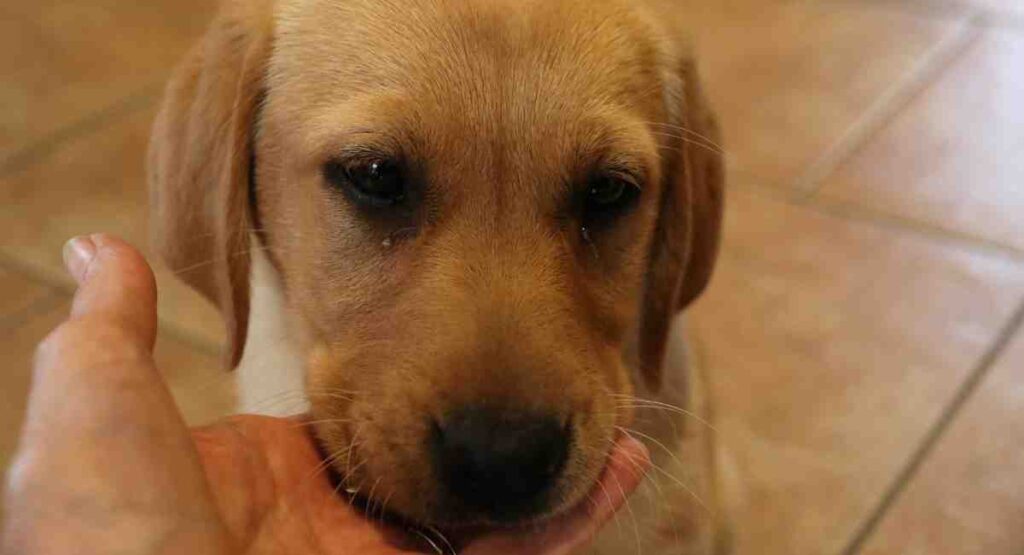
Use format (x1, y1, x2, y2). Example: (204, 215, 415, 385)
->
(159, 336, 237, 430)
(0, 106, 225, 348)
(0, 267, 51, 322)
(689, 188, 1024, 555)
(665, 0, 968, 190)
(819, 30, 1024, 253)
(859, 326, 1024, 555)
(0, 300, 234, 473)
(0, 0, 214, 161)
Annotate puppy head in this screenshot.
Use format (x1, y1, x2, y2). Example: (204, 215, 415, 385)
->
(149, 0, 722, 528)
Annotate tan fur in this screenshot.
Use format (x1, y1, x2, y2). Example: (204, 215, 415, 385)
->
(149, 0, 727, 551)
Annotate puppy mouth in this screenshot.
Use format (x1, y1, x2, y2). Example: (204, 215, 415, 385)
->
(312, 424, 608, 532)
(322, 457, 613, 555)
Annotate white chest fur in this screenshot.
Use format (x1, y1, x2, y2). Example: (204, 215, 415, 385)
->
(235, 239, 308, 416)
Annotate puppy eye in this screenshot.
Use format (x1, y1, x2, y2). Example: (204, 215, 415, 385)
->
(323, 158, 406, 208)
(581, 173, 641, 227)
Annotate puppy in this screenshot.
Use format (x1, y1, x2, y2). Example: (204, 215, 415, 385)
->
(149, 0, 727, 552)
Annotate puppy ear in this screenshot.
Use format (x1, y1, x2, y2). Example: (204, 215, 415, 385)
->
(638, 56, 725, 391)
(148, 0, 273, 368)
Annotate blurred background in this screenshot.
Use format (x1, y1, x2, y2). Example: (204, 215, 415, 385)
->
(1, 0, 1022, 554)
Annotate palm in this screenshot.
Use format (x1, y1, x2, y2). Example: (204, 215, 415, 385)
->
(193, 416, 430, 555)
(191, 416, 646, 555)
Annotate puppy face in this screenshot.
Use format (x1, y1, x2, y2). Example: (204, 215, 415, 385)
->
(150, 0, 723, 529)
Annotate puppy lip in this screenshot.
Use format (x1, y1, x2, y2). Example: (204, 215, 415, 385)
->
(427, 505, 562, 533)
(317, 423, 615, 532)
(309, 397, 616, 531)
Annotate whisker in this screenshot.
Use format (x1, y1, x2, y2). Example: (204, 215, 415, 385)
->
(244, 387, 357, 416)
(616, 426, 711, 514)
(422, 524, 457, 555)
(613, 402, 716, 433)
(642, 460, 713, 517)
(378, 488, 395, 528)
(345, 480, 363, 507)
(603, 435, 665, 529)
(173, 226, 276, 243)
(344, 430, 362, 478)
(648, 131, 725, 157)
(294, 417, 356, 428)
(609, 433, 702, 545)
(611, 471, 643, 555)
(345, 457, 369, 486)
(242, 389, 344, 419)
(169, 242, 285, 276)
(595, 474, 624, 537)
(365, 477, 383, 518)
(303, 428, 364, 484)
(304, 445, 354, 482)
(642, 121, 726, 153)
(410, 528, 444, 555)
(628, 452, 685, 546)
(330, 471, 352, 509)
(244, 395, 313, 416)
(305, 389, 358, 399)
(609, 394, 717, 432)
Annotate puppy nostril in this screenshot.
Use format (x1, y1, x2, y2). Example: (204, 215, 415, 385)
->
(430, 408, 571, 517)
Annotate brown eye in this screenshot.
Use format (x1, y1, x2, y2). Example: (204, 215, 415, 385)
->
(581, 173, 641, 227)
(588, 177, 627, 206)
(323, 158, 405, 208)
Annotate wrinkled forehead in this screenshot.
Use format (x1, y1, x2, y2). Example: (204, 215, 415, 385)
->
(267, 0, 672, 161)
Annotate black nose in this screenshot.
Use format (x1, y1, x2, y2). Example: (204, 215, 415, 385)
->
(430, 408, 570, 517)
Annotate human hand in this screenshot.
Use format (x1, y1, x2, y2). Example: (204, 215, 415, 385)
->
(2, 234, 650, 555)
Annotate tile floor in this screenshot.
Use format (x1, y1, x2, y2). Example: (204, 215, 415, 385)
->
(1, 0, 1022, 553)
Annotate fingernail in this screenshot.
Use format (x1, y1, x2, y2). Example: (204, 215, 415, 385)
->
(62, 236, 97, 283)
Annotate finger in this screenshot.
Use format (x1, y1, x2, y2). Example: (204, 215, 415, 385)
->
(28, 234, 178, 445)
(64, 233, 158, 349)
(463, 434, 650, 555)
(26, 232, 172, 435)
(559, 434, 650, 535)
(3, 235, 228, 553)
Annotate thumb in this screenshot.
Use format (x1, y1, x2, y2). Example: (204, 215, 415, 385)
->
(63, 233, 157, 350)
(4, 235, 231, 555)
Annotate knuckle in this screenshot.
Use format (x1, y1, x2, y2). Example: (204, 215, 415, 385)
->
(33, 322, 74, 366)
(33, 318, 149, 375)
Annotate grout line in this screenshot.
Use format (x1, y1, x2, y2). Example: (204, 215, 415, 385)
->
(863, 0, 1024, 31)
(0, 253, 221, 357)
(838, 297, 1024, 555)
(0, 84, 159, 178)
(0, 78, 216, 356)
(850, 0, 976, 22)
(791, 11, 984, 197)
(806, 196, 1024, 263)
(727, 180, 1024, 265)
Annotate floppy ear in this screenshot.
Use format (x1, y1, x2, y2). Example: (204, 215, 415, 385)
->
(638, 56, 725, 391)
(148, 0, 273, 368)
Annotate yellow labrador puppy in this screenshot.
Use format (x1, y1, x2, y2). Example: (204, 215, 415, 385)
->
(149, 0, 729, 552)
